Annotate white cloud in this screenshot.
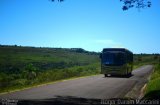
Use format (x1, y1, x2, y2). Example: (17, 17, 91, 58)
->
(95, 39, 115, 45)
(94, 39, 125, 48)
(111, 45, 125, 48)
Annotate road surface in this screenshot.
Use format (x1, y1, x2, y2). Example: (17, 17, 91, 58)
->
(0, 65, 153, 104)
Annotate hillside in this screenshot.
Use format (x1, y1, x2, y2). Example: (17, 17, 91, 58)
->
(0, 45, 100, 92)
(0, 45, 159, 95)
(0, 45, 99, 73)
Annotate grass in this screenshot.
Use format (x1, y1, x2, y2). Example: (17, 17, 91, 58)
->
(0, 71, 100, 95)
(144, 64, 160, 99)
(1, 45, 160, 99)
(0, 45, 100, 93)
(0, 63, 100, 93)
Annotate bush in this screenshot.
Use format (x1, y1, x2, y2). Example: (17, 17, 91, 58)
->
(24, 63, 37, 80)
(145, 64, 160, 99)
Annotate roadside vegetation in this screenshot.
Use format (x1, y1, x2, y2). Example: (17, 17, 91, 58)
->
(0, 45, 100, 93)
(134, 53, 160, 99)
(0, 45, 160, 99)
(133, 53, 160, 99)
(145, 62, 160, 99)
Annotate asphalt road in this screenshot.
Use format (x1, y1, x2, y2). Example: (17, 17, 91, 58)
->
(0, 65, 153, 101)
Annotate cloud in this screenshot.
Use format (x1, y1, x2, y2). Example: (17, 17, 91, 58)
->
(95, 39, 115, 44)
(111, 45, 125, 48)
(94, 39, 125, 48)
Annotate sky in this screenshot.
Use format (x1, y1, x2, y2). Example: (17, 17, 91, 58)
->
(0, 0, 160, 53)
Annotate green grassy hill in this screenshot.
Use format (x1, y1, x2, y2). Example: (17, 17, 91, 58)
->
(0, 45, 99, 72)
(0, 45, 100, 92)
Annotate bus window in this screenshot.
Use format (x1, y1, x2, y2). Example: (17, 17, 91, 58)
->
(102, 52, 125, 66)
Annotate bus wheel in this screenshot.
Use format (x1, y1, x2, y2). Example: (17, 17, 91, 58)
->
(128, 72, 132, 76)
(126, 68, 129, 76)
(104, 74, 108, 77)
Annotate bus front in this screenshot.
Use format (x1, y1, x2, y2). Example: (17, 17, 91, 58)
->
(100, 51, 127, 77)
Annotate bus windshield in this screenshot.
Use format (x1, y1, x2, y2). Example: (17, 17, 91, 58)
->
(102, 52, 125, 66)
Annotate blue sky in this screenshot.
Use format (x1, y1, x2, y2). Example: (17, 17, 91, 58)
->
(0, 0, 160, 53)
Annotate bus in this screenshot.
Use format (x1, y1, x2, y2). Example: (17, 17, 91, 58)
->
(100, 48, 133, 77)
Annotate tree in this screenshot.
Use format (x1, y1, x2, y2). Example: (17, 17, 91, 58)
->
(51, 0, 64, 2)
(51, 0, 151, 11)
(120, 0, 151, 10)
